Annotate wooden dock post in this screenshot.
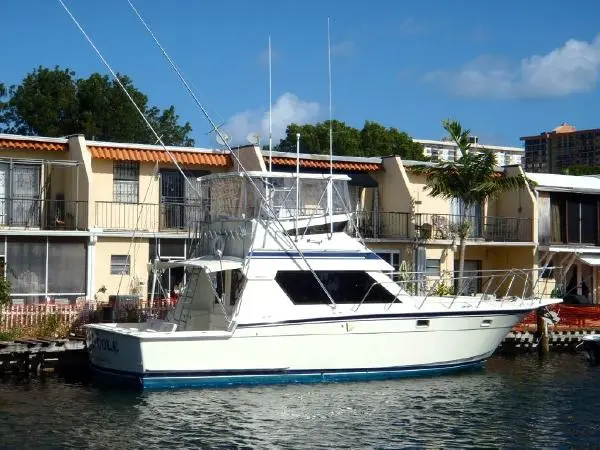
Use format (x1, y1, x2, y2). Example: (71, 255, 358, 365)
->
(536, 307, 550, 356)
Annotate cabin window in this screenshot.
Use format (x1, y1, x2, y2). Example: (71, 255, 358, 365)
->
(274, 270, 398, 305)
(113, 161, 139, 203)
(110, 255, 130, 275)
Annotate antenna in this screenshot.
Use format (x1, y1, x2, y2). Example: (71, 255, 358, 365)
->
(268, 35, 273, 172)
(215, 130, 232, 146)
(327, 17, 334, 238)
(246, 132, 261, 146)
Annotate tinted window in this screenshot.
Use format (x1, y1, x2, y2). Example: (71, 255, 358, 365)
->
(275, 270, 398, 305)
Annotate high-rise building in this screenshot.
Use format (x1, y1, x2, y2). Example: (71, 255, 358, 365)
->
(415, 137, 523, 166)
(521, 123, 600, 173)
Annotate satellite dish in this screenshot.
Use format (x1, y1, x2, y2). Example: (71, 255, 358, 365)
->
(246, 132, 260, 146)
(215, 131, 232, 146)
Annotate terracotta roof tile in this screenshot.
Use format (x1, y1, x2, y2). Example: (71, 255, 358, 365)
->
(0, 138, 68, 152)
(90, 146, 231, 167)
(267, 156, 381, 172)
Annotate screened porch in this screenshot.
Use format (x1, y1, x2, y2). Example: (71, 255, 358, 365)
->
(0, 158, 87, 230)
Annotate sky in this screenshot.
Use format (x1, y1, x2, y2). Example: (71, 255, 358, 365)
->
(2, 0, 600, 149)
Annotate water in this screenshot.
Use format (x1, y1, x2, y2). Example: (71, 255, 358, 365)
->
(0, 354, 599, 449)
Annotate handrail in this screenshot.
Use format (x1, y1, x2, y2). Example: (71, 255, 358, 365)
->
(349, 266, 563, 312)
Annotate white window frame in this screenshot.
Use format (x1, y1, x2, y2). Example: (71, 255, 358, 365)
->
(113, 161, 139, 204)
(425, 258, 441, 277)
(110, 255, 131, 275)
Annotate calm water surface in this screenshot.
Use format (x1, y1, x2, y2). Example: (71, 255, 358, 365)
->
(0, 354, 599, 449)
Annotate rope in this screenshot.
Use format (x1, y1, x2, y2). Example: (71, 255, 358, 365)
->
(125, 0, 338, 308)
(59, 0, 337, 308)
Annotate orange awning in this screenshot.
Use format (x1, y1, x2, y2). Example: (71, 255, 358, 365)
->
(0, 138, 68, 152)
(90, 146, 231, 167)
(267, 156, 381, 172)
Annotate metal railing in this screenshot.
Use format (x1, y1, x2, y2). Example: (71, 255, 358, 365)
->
(0, 198, 87, 230)
(351, 211, 411, 239)
(352, 267, 559, 312)
(94, 201, 204, 232)
(415, 213, 533, 242)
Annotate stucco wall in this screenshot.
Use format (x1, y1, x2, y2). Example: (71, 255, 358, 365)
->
(94, 236, 149, 297)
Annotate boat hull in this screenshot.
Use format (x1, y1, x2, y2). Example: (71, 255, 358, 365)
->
(86, 310, 527, 390)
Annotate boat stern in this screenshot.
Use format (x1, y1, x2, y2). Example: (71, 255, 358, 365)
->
(85, 324, 145, 383)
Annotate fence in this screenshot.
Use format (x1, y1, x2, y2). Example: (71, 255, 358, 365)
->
(0, 303, 174, 336)
(514, 304, 600, 331)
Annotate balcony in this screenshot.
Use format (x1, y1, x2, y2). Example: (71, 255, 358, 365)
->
(415, 213, 533, 242)
(0, 198, 87, 230)
(352, 211, 411, 239)
(94, 201, 204, 232)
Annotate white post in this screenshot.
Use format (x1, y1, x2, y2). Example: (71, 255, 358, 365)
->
(150, 264, 158, 309)
(268, 35, 273, 172)
(327, 17, 334, 237)
(86, 234, 97, 306)
(296, 132, 300, 241)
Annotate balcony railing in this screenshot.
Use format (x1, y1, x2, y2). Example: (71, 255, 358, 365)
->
(94, 201, 204, 232)
(352, 211, 411, 239)
(415, 213, 532, 242)
(0, 198, 87, 230)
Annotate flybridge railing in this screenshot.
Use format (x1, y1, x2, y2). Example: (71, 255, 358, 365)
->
(188, 173, 352, 224)
(352, 267, 560, 312)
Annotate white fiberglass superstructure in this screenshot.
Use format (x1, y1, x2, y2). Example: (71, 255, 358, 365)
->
(86, 170, 561, 389)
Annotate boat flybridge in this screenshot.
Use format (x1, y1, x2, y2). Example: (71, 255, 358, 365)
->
(86, 170, 562, 389)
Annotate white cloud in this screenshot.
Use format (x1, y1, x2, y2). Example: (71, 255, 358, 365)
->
(331, 40, 356, 57)
(424, 34, 600, 99)
(227, 93, 320, 146)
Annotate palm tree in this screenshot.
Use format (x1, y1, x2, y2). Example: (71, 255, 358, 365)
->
(413, 119, 533, 294)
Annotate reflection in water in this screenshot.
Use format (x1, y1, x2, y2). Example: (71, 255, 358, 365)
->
(0, 354, 598, 449)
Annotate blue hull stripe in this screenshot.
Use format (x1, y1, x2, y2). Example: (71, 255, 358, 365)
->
(237, 309, 527, 328)
(90, 359, 486, 390)
(248, 250, 381, 259)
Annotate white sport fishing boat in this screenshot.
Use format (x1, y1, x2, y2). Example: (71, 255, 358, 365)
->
(86, 170, 561, 389)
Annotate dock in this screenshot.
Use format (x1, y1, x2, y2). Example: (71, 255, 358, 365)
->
(498, 329, 600, 354)
(0, 338, 88, 379)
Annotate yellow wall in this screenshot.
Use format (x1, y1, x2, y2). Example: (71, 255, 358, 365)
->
(466, 246, 537, 297)
(405, 171, 451, 215)
(95, 237, 149, 297)
(91, 159, 161, 231)
(374, 157, 412, 212)
(494, 166, 537, 241)
(232, 145, 266, 171)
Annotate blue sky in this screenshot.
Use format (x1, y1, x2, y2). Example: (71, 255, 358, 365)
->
(2, 0, 600, 148)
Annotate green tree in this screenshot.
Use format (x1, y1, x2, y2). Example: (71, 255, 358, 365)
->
(413, 119, 532, 292)
(274, 120, 426, 159)
(562, 165, 600, 176)
(0, 66, 194, 146)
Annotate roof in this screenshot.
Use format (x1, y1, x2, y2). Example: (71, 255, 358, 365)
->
(0, 134, 69, 152)
(520, 123, 599, 141)
(553, 122, 576, 133)
(88, 142, 231, 167)
(262, 150, 383, 172)
(402, 158, 505, 173)
(526, 172, 600, 194)
(414, 139, 523, 153)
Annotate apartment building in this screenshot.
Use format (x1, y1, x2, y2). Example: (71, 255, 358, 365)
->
(0, 133, 231, 305)
(521, 123, 600, 174)
(415, 137, 523, 166)
(4, 132, 596, 305)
